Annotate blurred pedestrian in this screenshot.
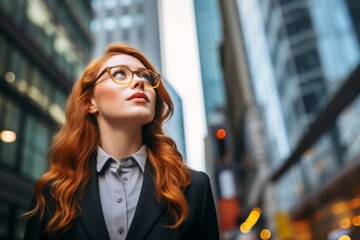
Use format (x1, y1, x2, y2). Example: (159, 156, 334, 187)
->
(23, 43, 219, 240)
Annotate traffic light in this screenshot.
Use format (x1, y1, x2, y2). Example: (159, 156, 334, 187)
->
(215, 128, 227, 157)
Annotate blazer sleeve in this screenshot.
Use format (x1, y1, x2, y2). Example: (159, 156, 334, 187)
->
(23, 196, 47, 240)
(198, 172, 220, 240)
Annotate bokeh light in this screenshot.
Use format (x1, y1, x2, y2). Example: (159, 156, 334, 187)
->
(216, 128, 226, 139)
(0, 130, 17, 143)
(260, 228, 271, 240)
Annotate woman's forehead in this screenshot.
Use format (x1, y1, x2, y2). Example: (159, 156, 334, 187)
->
(102, 54, 145, 69)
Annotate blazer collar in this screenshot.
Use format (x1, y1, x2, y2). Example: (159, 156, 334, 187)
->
(78, 157, 165, 240)
(126, 160, 165, 240)
(78, 157, 110, 240)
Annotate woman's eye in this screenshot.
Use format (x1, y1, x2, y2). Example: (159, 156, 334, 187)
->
(139, 72, 152, 82)
(112, 70, 127, 79)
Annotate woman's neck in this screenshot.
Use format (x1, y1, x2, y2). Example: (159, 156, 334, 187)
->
(98, 120, 143, 160)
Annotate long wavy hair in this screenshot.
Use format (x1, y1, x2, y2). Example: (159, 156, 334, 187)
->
(26, 43, 192, 233)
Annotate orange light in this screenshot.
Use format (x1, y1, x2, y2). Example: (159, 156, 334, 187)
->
(340, 218, 352, 229)
(350, 198, 360, 209)
(352, 215, 360, 226)
(260, 229, 271, 240)
(331, 202, 349, 215)
(216, 129, 226, 139)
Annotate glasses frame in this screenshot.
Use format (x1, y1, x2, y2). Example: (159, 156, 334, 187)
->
(93, 65, 161, 88)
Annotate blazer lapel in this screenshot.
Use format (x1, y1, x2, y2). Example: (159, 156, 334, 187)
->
(126, 160, 165, 240)
(78, 159, 110, 240)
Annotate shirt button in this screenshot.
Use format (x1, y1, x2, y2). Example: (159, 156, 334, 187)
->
(123, 177, 128, 181)
(119, 227, 124, 234)
(117, 198, 123, 203)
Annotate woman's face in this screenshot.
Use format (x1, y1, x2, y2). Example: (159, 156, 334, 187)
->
(89, 54, 156, 127)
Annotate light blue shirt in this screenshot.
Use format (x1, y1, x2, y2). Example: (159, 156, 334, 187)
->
(96, 145, 147, 240)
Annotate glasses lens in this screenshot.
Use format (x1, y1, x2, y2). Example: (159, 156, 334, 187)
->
(110, 66, 131, 84)
(138, 70, 159, 87)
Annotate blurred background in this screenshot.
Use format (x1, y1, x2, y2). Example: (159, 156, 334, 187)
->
(0, 0, 360, 239)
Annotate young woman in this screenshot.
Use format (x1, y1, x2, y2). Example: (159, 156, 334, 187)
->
(24, 43, 219, 240)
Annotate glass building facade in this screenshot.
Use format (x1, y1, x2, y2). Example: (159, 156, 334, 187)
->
(193, 0, 226, 123)
(233, 0, 360, 238)
(0, 0, 92, 239)
(162, 82, 187, 160)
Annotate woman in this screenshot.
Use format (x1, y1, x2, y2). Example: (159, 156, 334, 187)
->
(24, 43, 220, 240)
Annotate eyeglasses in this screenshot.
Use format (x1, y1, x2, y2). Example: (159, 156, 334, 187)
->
(94, 65, 161, 88)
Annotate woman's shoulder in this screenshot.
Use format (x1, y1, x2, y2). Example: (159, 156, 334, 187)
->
(185, 169, 216, 208)
(188, 168, 212, 189)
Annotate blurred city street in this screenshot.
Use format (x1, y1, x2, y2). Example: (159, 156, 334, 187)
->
(1, 0, 360, 239)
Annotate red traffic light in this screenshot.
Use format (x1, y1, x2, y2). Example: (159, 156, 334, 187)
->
(216, 128, 227, 139)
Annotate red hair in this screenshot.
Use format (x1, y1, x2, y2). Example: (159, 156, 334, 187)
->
(26, 43, 192, 232)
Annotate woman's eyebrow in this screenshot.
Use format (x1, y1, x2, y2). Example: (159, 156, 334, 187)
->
(121, 64, 147, 71)
(131, 66, 147, 71)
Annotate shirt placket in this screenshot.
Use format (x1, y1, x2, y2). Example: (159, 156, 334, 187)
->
(111, 165, 128, 240)
(120, 168, 132, 228)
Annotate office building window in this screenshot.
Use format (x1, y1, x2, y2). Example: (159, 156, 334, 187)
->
(21, 114, 50, 180)
(90, 19, 100, 33)
(123, 28, 130, 42)
(29, 69, 50, 110)
(104, 17, 117, 31)
(104, 0, 117, 9)
(285, 13, 312, 36)
(134, 14, 145, 26)
(280, 0, 298, 6)
(294, 49, 321, 73)
(0, 96, 20, 168)
(119, 0, 133, 7)
(8, 48, 30, 94)
(119, 15, 133, 29)
(302, 89, 322, 114)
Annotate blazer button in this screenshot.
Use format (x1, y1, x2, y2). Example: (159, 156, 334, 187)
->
(119, 227, 124, 234)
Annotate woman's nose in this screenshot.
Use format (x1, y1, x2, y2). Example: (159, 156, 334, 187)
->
(130, 74, 146, 90)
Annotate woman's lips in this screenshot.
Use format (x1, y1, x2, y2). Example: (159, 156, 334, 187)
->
(127, 92, 149, 102)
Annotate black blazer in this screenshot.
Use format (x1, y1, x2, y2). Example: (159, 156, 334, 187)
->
(24, 160, 220, 240)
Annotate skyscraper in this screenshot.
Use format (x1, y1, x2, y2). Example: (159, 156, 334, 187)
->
(221, 0, 360, 238)
(194, 0, 241, 235)
(193, 0, 226, 123)
(0, 0, 92, 239)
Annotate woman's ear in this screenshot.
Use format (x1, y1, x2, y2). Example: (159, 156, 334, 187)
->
(88, 98, 98, 114)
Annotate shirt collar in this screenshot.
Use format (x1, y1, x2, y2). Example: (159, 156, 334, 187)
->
(96, 145, 147, 173)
